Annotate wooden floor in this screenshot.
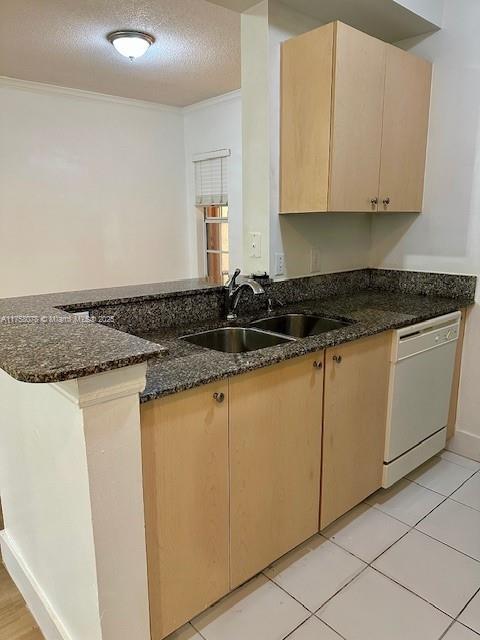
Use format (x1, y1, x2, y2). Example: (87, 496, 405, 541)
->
(0, 563, 43, 640)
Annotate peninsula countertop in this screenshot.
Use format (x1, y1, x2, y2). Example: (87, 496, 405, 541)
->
(0, 278, 220, 383)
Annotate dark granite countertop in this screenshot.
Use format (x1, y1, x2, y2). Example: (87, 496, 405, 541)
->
(136, 290, 472, 403)
(0, 270, 475, 389)
(0, 278, 220, 383)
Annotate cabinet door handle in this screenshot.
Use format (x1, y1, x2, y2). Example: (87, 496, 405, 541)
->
(332, 355, 342, 364)
(383, 197, 391, 206)
(213, 392, 225, 403)
(371, 197, 378, 206)
(313, 360, 323, 369)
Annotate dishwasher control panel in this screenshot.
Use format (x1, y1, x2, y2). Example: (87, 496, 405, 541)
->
(393, 312, 461, 362)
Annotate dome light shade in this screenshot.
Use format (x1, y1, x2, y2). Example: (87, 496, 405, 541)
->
(107, 31, 155, 60)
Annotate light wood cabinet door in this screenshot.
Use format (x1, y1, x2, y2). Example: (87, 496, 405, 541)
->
(378, 45, 432, 213)
(230, 353, 324, 588)
(320, 333, 392, 529)
(280, 23, 334, 213)
(280, 21, 432, 215)
(328, 22, 386, 212)
(141, 382, 229, 639)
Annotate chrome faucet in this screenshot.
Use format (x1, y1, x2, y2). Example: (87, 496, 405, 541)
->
(225, 268, 265, 321)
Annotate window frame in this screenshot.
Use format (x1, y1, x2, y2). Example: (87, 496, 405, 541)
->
(203, 205, 229, 283)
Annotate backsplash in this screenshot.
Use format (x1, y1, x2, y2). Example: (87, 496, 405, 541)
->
(369, 269, 477, 299)
(88, 289, 224, 333)
(88, 269, 476, 334)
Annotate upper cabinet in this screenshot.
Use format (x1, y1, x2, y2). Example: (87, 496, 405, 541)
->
(378, 45, 432, 212)
(280, 21, 432, 214)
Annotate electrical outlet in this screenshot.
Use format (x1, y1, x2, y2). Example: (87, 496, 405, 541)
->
(249, 232, 262, 258)
(274, 253, 285, 276)
(310, 248, 322, 273)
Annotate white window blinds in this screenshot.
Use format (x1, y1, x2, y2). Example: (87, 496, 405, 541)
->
(193, 149, 230, 206)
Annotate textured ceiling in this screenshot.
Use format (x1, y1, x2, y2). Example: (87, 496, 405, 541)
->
(0, 0, 241, 106)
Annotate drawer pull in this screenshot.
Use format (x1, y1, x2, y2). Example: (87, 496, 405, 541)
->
(313, 360, 323, 369)
(333, 355, 343, 364)
(213, 392, 225, 403)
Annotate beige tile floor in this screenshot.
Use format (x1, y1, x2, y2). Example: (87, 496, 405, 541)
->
(169, 451, 480, 640)
(2, 451, 480, 640)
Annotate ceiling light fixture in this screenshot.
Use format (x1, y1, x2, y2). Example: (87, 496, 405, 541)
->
(107, 30, 155, 60)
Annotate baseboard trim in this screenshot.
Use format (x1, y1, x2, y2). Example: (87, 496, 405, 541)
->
(447, 429, 480, 463)
(0, 531, 72, 640)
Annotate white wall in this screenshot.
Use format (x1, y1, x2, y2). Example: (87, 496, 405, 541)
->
(0, 79, 192, 298)
(370, 0, 480, 450)
(394, 0, 445, 26)
(183, 91, 243, 275)
(241, 0, 271, 275)
(268, 1, 373, 278)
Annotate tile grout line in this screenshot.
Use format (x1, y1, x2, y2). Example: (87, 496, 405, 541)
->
(188, 455, 479, 640)
(326, 520, 458, 621)
(280, 614, 348, 640)
(438, 619, 460, 640)
(271, 460, 480, 635)
(369, 564, 455, 621)
(440, 453, 480, 471)
(263, 552, 370, 626)
(408, 464, 479, 498)
(453, 584, 480, 626)
(189, 620, 208, 640)
(313, 617, 348, 640)
(370, 463, 480, 626)
(280, 616, 316, 640)
(412, 526, 480, 564)
(261, 567, 326, 615)
(368, 463, 480, 533)
(319, 465, 480, 624)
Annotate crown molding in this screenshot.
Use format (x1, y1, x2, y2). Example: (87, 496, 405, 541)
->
(182, 88, 241, 113)
(0, 76, 182, 113)
(1, 76, 241, 115)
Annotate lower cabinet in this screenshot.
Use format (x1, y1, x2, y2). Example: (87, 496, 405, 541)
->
(140, 382, 230, 639)
(229, 352, 324, 588)
(140, 336, 392, 637)
(320, 332, 392, 529)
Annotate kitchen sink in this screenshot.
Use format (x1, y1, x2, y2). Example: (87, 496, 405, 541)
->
(249, 313, 351, 338)
(181, 327, 295, 353)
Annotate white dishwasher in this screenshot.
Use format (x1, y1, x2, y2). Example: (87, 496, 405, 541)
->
(383, 311, 461, 488)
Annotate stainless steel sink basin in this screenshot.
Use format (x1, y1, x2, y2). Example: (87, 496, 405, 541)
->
(249, 313, 351, 338)
(181, 327, 295, 353)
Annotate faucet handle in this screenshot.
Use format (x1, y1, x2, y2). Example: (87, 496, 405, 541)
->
(225, 268, 241, 291)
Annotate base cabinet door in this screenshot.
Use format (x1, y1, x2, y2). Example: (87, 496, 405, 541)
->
(140, 382, 229, 639)
(229, 353, 324, 589)
(320, 333, 392, 529)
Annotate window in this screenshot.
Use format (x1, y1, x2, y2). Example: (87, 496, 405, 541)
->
(193, 149, 231, 283)
(205, 205, 229, 283)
